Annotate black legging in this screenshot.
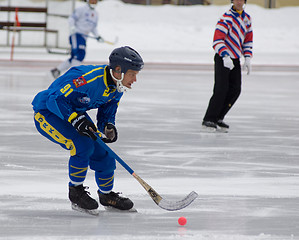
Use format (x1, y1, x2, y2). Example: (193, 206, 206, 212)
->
(203, 54, 242, 122)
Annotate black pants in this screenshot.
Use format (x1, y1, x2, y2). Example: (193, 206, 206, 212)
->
(203, 54, 241, 123)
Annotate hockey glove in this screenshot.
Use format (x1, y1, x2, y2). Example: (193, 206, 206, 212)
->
(243, 57, 251, 75)
(69, 25, 76, 35)
(223, 55, 234, 70)
(102, 123, 118, 143)
(96, 36, 104, 43)
(69, 113, 97, 140)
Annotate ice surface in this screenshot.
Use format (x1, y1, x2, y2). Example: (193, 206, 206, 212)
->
(0, 61, 298, 240)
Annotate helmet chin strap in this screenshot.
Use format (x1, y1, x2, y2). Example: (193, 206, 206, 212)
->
(110, 69, 126, 93)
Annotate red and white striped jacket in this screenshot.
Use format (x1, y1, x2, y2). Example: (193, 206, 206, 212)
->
(213, 6, 253, 59)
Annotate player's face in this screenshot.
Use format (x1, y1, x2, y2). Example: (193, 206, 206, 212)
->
(233, 0, 245, 11)
(122, 70, 139, 89)
(89, 0, 98, 5)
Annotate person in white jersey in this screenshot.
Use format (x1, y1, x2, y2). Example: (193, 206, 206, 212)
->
(51, 0, 103, 79)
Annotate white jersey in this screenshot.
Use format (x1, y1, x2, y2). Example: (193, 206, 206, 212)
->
(69, 4, 99, 37)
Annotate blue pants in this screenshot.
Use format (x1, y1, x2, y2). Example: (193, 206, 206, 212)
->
(34, 110, 115, 193)
(69, 33, 86, 62)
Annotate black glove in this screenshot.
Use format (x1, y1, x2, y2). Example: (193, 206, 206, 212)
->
(96, 35, 104, 43)
(102, 123, 118, 143)
(70, 113, 97, 140)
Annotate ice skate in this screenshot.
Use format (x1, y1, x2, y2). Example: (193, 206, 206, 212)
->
(202, 121, 217, 132)
(69, 185, 99, 215)
(98, 191, 134, 211)
(51, 68, 60, 79)
(216, 120, 229, 133)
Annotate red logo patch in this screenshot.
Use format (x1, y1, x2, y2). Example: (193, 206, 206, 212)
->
(73, 76, 87, 88)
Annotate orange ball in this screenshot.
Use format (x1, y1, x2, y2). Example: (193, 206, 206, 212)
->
(178, 216, 187, 226)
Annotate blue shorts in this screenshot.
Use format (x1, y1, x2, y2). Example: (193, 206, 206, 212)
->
(69, 33, 86, 62)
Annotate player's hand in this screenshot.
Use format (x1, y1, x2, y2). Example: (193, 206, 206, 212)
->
(102, 123, 118, 143)
(70, 113, 97, 140)
(96, 36, 104, 43)
(243, 57, 251, 75)
(223, 55, 234, 70)
(69, 26, 76, 35)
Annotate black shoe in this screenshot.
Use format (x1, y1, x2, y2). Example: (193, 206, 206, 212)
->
(202, 121, 217, 131)
(51, 68, 60, 79)
(98, 191, 134, 210)
(69, 185, 98, 210)
(217, 120, 229, 129)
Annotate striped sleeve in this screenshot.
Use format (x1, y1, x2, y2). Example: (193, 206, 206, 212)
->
(213, 9, 253, 59)
(213, 16, 230, 57)
(243, 13, 253, 57)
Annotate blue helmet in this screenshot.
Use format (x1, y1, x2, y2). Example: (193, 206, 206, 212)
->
(109, 46, 144, 74)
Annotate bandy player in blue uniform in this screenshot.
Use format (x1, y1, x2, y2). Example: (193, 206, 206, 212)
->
(32, 46, 144, 214)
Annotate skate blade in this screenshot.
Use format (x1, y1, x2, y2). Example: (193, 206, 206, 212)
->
(216, 127, 228, 133)
(201, 125, 228, 133)
(201, 125, 217, 133)
(104, 206, 138, 213)
(71, 203, 99, 216)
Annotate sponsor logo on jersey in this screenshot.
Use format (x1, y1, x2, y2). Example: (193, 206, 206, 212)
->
(73, 76, 87, 88)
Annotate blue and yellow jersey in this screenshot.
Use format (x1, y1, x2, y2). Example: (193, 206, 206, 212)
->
(32, 65, 122, 132)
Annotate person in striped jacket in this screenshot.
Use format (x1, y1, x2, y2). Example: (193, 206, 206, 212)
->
(202, 0, 253, 132)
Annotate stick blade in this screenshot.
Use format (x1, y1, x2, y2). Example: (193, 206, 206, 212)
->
(158, 191, 198, 211)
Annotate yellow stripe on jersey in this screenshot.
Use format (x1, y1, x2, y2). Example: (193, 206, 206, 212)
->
(68, 112, 78, 123)
(83, 66, 104, 83)
(87, 75, 104, 84)
(82, 66, 104, 77)
(82, 66, 105, 84)
(34, 112, 76, 156)
(103, 67, 108, 88)
(102, 69, 116, 97)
